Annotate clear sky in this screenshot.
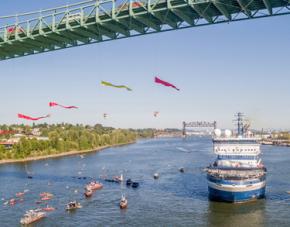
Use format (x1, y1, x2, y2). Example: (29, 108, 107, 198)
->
(0, 0, 290, 130)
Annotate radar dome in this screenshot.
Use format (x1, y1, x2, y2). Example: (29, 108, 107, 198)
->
(224, 129, 232, 137)
(214, 129, 222, 137)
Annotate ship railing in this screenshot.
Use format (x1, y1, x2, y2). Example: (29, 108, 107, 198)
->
(205, 168, 266, 178)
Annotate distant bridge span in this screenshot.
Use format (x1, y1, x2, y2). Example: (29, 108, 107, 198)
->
(182, 121, 216, 136)
(0, 0, 289, 60)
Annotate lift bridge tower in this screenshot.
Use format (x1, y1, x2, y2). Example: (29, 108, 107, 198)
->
(182, 121, 217, 136)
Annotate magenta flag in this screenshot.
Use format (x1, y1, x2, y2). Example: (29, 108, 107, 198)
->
(154, 77, 180, 91)
(18, 113, 50, 121)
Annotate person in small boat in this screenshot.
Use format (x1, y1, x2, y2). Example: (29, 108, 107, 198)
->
(120, 195, 128, 209)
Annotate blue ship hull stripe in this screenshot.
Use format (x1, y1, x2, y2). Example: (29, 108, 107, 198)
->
(208, 186, 266, 202)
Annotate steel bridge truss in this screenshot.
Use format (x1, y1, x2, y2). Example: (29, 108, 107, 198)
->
(182, 121, 217, 136)
(0, 0, 289, 60)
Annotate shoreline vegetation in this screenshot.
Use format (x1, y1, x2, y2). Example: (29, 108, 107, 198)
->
(261, 132, 290, 147)
(0, 123, 154, 165)
(0, 141, 135, 165)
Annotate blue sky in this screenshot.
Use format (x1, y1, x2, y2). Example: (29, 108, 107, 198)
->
(0, 0, 290, 129)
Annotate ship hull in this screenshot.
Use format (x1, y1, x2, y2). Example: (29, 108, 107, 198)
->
(207, 176, 266, 203)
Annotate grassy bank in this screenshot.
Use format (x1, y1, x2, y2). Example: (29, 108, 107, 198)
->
(0, 141, 135, 165)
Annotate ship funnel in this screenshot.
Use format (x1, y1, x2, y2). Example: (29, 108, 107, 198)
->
(224, 129, 232, 137)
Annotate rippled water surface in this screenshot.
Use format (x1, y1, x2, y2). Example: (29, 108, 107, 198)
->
(0, 137, 290, 226)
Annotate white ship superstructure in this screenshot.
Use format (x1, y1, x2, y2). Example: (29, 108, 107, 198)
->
(206, 113, 266, 202)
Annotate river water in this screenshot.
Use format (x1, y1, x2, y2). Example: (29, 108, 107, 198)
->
(0, 137, 290, 227)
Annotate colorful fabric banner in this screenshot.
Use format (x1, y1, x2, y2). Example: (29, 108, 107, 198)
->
(154, 77, 180, 91)
(17, 113, 50, 121)
(49, 102, 78, 109)
(101, 81, 132, 91)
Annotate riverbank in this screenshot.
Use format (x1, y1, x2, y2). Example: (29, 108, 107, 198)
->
(261, 140, 290, 147)
(0, 141, 135, 165)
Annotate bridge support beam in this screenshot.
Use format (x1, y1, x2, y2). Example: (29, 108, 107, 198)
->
(189, 1, 213, 23)
(237, 0, 252, 17)
(262, 0, 272, 15)
(133, 15, 161, 31)
(118, 18, 145, 34)
(150, 11, 177, 29)
(212, 0, 232, 20)
(169, 8, 195, 25)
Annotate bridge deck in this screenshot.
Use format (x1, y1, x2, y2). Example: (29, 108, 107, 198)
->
(0, 0, 289, 60)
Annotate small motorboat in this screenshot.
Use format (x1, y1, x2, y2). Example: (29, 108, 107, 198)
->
(113, 174, 124, 183)
(40, 192, 53, 198)
(16, 192, 25, 197)
(42, 205, 55, 212)
(20, 210, 46, 225)
(126, 179, 133, 186)
(132, 182, 139, 188)
(85, 181, 103, 191)
(153, 173, 159, 179)
(104, 179, 118, 183)
(9, 198, 16, 206)
(66, 201, 82, 211)
(84, 189, 93, 198)
(119, 195, 128, 209)
(179, 167, 185, 173)
(41, 197, 52, 201)
(27, 175, 33, 179)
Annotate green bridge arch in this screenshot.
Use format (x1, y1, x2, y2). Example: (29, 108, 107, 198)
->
(0, 0, 289, 60)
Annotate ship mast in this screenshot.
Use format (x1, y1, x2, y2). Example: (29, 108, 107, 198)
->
(235, 112, 244, 136)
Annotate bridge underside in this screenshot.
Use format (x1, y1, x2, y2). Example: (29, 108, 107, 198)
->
(0, 0, 289, 61)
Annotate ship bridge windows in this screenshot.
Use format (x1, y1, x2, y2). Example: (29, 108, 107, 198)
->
(217, 155, 258, 160)
(213, 140, 259, 145)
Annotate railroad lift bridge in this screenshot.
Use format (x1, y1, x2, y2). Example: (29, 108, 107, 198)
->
(182, 121, 216, 136)
(0, 0, 290, 60)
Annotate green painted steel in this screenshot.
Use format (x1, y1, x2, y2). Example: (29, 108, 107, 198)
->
(0, 0, 289, 60)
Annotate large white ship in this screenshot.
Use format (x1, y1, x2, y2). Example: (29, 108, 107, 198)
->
(206, 113, 266, 203)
